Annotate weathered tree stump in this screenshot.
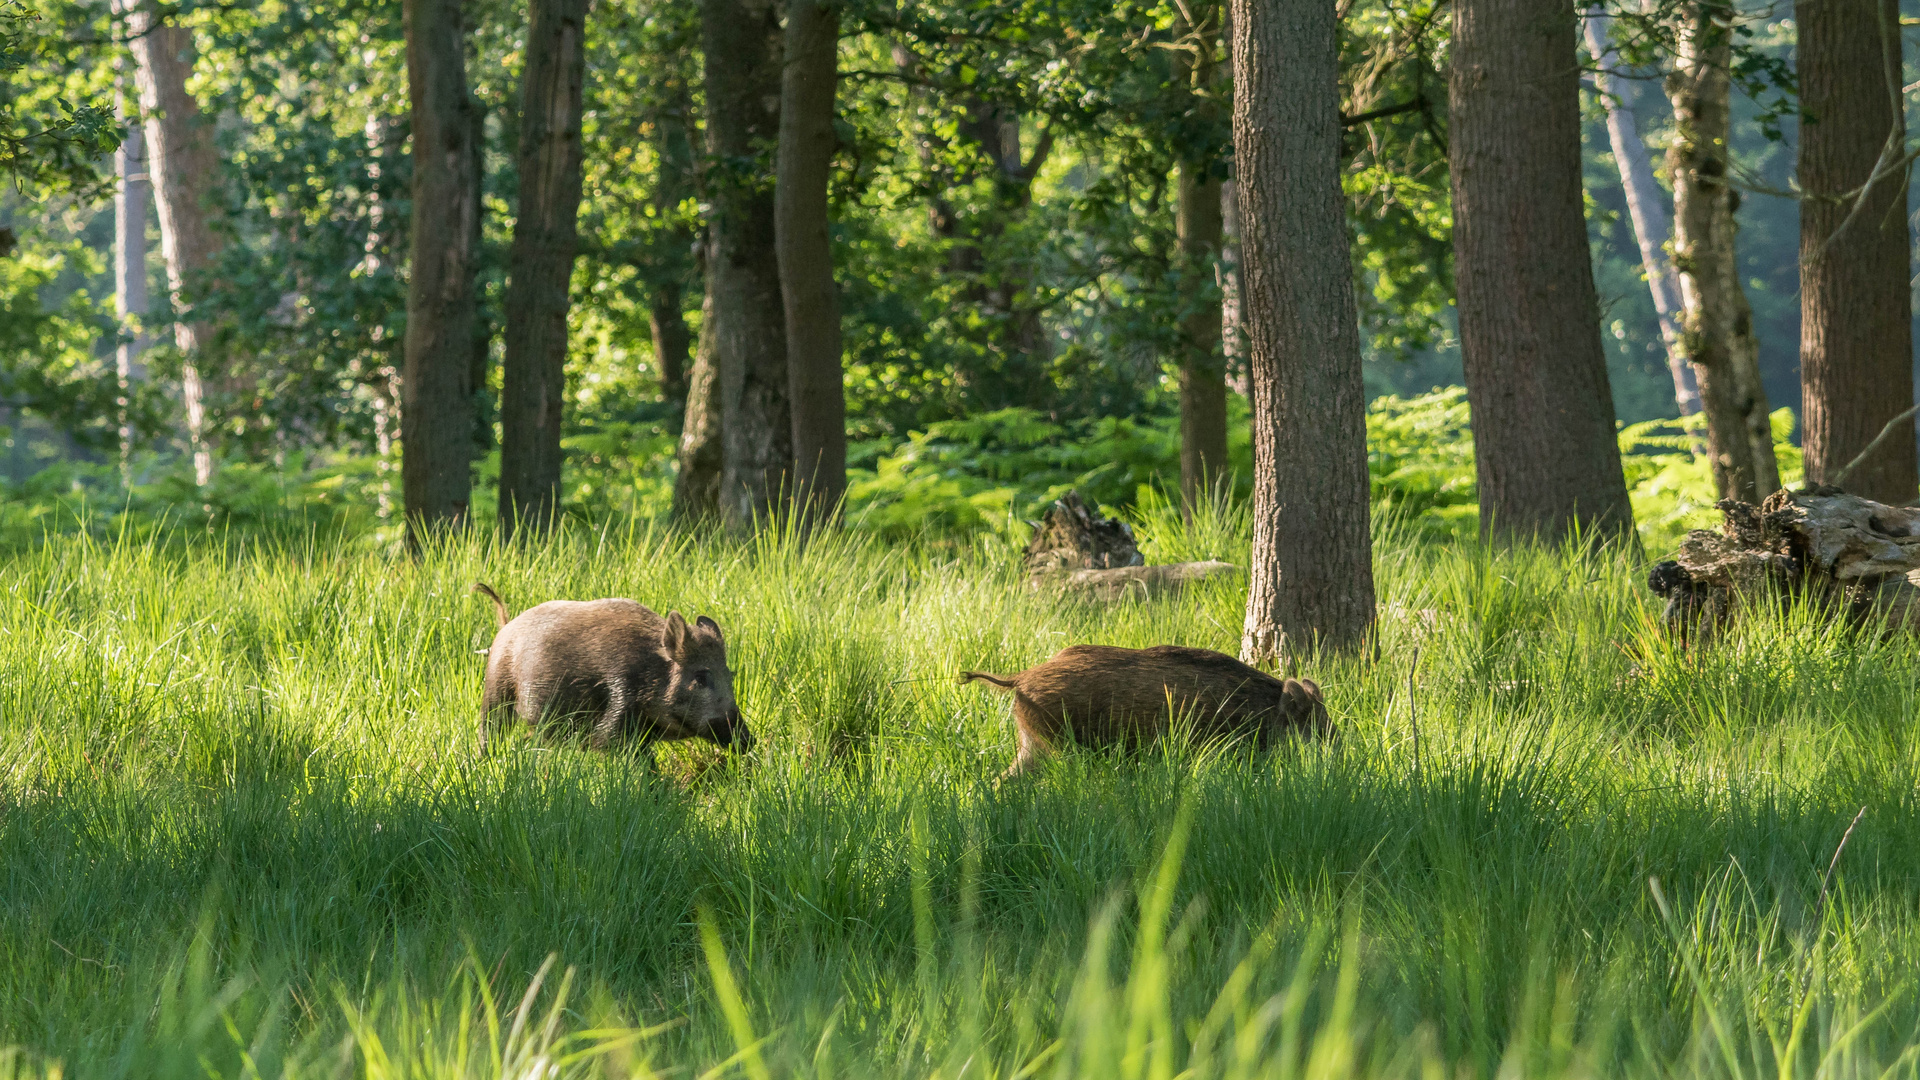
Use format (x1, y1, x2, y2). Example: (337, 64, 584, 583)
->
(1649, 484, 1920, 639)
(1023, 490, 1239, 601)
(1023, 491, 1144, 576)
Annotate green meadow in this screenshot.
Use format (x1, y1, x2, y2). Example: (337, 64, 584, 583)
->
(3, 505, 1917, 1078)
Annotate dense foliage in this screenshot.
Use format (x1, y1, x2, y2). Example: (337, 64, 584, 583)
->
(0, 0, 1821, 516)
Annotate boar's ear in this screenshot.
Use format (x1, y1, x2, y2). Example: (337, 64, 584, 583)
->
(665, 611, 690, 656)
(696, 614, 724, 648)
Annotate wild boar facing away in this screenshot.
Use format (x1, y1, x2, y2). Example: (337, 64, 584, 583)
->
(472, 583, 752, 755)
(962, 644, 1327, 780)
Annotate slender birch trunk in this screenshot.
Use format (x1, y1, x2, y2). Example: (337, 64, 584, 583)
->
(1666, 1, 1778, 502)
(1581, 7, 1700, 418)
(114, 77, 151, 473)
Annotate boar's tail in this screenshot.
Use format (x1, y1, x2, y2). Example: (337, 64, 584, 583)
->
(959, 670, 1019, 690)
(471, 582, 511, 629)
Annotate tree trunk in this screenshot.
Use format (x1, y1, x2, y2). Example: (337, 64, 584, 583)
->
(1798, 0, 1913, 503)
(1581, 7, 1700, 418)
(118, 2, 222, 486)
(651, 79, 697, 419)
(651, 281, 690, 408)
(401, 0, 480, 538)
(776, 0, 846, 523)
(1231, 0, 1376, 666)
(1666, 2, 1778, 504)
(673, 292, 724, 518)
(679, 0, 790, 530)
(1175, 0, 1228, 512)
(1220, 178, 1246, 395)
(1449, 0, 1635, 543)
(499, 0, 591, 537)
(114, 77, 151, 471)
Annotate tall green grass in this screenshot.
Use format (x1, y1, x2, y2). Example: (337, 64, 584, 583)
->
(3, 506, 1918, 1077)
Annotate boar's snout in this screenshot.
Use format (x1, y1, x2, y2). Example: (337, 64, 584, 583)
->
(710, 709, 753, 752)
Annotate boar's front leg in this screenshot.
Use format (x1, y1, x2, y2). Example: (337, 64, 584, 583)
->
(588, 687, 630, 751)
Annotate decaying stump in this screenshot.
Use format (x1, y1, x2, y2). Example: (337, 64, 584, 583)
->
(1023, 490, 1144, 575)
(1649, 484, 1920, 639)
(1023, 490, 1239, 600)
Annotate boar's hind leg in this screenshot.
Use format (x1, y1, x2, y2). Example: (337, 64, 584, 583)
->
(997, 725, 1045, 784)
(479, 681, 516, 753)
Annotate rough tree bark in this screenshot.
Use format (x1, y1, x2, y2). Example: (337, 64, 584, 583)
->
(777, 0, 846, 522)
(1666, 1, 1778, 504)
(675, 0, 790, 527)
(1174, 0, 1229, 512)
(1798, 0, 1913, 504)
(1581, 7, 1700, 417)
(499, 0, 591, 537)
(118, 1, 222, 485)
(1231, 0, 1376, 666)
(114, 77, 151, 469)
(1450, 0, 1634, 542)
(401, 0, 481, 538)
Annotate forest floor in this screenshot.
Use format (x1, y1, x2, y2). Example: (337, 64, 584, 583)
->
(2, 506, 1916, 1079)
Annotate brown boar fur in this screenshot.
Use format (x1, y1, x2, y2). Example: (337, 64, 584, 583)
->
(472, 582, 751, 755)
(962, 644, 1328, 780)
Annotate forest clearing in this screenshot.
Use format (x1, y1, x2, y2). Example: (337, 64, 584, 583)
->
(5, 0, 1920, 1072)
(2, 507, 1919, 1078)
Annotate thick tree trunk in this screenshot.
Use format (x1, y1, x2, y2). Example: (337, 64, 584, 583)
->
(1666, 2, 1778, 504)
(499, 0, 591, 537)
(777, 0, 846, 523)
(401, 0, 480, 538)
(114, 79, 151, 469)
(1231, 0, 1376, 666)
(679, 0, 790, 529)
(1175, 0, 1228, 511)
(1798, 0, 1913, 503)
(119, 2, 222, 486)
(1449, 0, 1634, 542)
(1581, 7, 1700, 418)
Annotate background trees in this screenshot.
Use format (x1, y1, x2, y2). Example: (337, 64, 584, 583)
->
(0, 0, 1907, 536)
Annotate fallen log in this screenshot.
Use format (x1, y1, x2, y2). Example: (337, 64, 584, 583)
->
(1648, 483, 1920, 639)
(1042, 560, 1240, 601)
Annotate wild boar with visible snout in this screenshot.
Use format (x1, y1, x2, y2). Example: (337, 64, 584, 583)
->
(472, 583, 752, 755)
(962, 644, 1327, 779)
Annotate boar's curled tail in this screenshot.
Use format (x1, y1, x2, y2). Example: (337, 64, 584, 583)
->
(959, 670, 1019, 690)
(471, 582, 511, 629)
